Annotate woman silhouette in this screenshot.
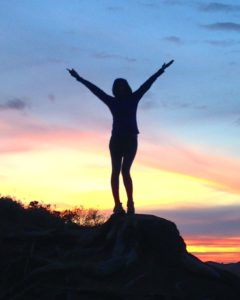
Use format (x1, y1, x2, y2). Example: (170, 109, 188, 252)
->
(67, 60, 174, 215)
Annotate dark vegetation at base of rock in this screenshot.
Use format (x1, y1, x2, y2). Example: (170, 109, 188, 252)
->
(0, 196, 106, 231)
(0, 196, 239, 300)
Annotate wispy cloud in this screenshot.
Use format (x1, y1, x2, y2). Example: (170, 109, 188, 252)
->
(162, 36, 184, 44)
(140, 0, 191, 9)
(0, 99, 29, 111)
(199, 2, 240, 12)
(158, 99, 207, 111)
(139, 135, 240, 194)
(139, 1, 159, 9)
(203, 22, 240, 32)
(205, 39, 240, 47)
(0, 112, 106, 154)
(140, 100, 158, 110)
(91, 51, 137, 63)
(107, 6, 124, 11)
(163, 0, 186, 5)
(234, 117, 240, 126)
(229, 61, 237, 66)
(158, 99, 191, 109)
(48, 94, 56, 103)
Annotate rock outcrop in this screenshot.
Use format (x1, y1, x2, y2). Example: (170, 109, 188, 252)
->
(1, 213, 239, 300)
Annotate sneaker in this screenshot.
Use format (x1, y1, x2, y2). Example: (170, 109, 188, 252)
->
(127, 201, 135, 214)
(113, 202, 126, 215)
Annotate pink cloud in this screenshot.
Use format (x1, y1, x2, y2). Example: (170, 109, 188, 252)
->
(186, 236, 240, 247)
(139, 136, 240, 194)
(0, 112, 106, 154)
(1, 111, 240, 194)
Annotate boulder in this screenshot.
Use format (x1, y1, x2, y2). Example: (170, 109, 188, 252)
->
(1, 213, 239, 300)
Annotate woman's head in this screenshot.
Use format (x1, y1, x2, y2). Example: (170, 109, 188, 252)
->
(112, 78, 132, 98)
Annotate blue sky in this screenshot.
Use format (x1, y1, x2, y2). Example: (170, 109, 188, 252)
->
(0, 1, 240, 262)
(1, 0, 239, 145)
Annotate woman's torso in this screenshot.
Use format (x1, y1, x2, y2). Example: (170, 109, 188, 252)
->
(107, 97, 139, 136)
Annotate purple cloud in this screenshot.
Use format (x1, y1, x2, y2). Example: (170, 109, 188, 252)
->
(48, 94, 56, 103)
(142, 205, 240, 236)
(199, 2, 240, 12)
(139, 1, 159, 9)
(205, 39, 239, 47)
(162, 36, 184, 44)
(107, 6, 124, 11)
(92, 51, 137, 63)
(235, 117, 240, 126)
(140, 100, 158, 110)
(203, 22, 240, 32)
(0, 99, 29, 111)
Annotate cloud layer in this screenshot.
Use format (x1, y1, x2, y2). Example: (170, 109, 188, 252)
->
(139, 136, 240, 195)
(0, 99, 29, 111)
(162, 36, 184, 44)
(199, 2, 240, 12)
(203, 22, 240, 32)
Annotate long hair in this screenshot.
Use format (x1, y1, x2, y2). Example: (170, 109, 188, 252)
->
(112, 78, 132, 98)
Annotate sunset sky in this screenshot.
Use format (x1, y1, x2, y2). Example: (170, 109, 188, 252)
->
(1, 0, 240, 263)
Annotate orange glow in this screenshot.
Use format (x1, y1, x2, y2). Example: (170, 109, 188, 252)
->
(2, 146, 240, 210)
(188, 245, 240, 253)
(192, 252, 240, 263)
(2, 112, 240, 198)
(186, 237, 240, 263)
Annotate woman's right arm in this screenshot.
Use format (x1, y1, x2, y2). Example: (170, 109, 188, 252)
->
(67, 68, 113, 105)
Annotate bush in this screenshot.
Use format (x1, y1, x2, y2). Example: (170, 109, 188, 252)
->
(60, 206, 106, 226)
(0, 196, 106, 230)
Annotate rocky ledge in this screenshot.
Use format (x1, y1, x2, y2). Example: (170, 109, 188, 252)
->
(1, 214, 239, 300)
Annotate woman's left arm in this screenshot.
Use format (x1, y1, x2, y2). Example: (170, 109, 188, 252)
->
(133, 60, 174, 100)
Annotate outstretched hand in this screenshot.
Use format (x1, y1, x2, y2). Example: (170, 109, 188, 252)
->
(67, 68, 80, 80)
(161, 60, 174, 71)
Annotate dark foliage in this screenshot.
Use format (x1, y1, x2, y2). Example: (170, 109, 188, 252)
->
(0, 196, 106, 232)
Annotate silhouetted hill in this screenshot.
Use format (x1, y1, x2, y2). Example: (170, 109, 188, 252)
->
(208, 262, 240, 278)
(0, 197, 239, 300)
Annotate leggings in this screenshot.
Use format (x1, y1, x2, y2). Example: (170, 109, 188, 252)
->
(109, 135, 138, 205)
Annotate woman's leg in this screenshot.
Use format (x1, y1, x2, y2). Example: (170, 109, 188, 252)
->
(121, 136, 138, 205)
(109, 137, 122, 206)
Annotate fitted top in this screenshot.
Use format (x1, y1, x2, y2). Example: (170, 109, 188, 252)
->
(106, 96, 139, 136)
(76, 68, 164, 136)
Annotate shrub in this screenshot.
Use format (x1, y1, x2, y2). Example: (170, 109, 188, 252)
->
(0, 196, 106, 230)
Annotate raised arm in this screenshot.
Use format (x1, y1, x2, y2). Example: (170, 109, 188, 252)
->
(67, 68, 113, 105)
(133, 60, 174, 100)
